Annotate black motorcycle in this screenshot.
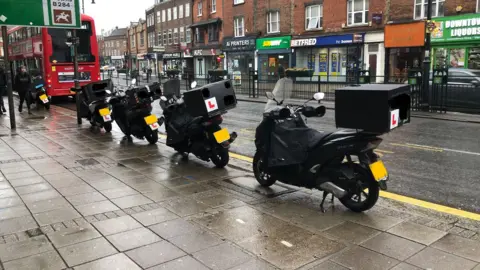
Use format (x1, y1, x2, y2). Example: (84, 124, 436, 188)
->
(160, 81, 237, 168)
(111, 79, 163, 144)
(75, 80, 114, 133)
(253, 91, 389, 213)
(31, 77, 50, 110)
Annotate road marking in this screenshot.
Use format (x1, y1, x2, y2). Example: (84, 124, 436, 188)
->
(380, 191, 480, 221)
(375, 149, 394, 154)
(281, 240, 293, 247)
(390, 143, 444, 152)
(442, 148, 480, 156)
(228, 151, 480, 221)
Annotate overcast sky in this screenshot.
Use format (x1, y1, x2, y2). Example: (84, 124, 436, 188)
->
(83, 0, 152, 34)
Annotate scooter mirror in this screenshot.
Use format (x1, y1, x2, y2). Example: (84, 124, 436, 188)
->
(160, 96, 168, 101)
(313, 92, 325, 101)
(315, 105, 326, 117)
(131, 79, 137, 85)
(190, 81, 197, 89)
(265, 91, 275, 100)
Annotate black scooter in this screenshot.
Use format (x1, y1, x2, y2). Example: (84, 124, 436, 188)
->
(253, 92, 389, 213)
(160, 81, 237, 168)
(110, 79, 163, 144)
(75, 80, 114, 133)
(31, 78, 50, 111)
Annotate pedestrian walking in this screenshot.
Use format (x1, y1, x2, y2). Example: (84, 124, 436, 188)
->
(147, 65, 152, 81)
(277, 64, 286, 79)
(14, 66, 32, 114)
(0, 67, 7, 115)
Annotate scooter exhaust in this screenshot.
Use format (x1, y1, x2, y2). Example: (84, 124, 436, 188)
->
(319, 182, 348, 198)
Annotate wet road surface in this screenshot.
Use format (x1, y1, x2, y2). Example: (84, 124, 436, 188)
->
(54, 97, 480, 213)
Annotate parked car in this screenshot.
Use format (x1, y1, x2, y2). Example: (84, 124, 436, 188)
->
(101, 65, 116, 71)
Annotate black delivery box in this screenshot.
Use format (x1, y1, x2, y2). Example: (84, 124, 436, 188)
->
(182, 80, 237, 118)
(335, 84, 411, 134)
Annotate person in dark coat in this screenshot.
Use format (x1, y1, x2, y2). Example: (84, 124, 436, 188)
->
(14, 66, 32, 114)
(0, 67, 7, 114)
(277, 64, 286, 79)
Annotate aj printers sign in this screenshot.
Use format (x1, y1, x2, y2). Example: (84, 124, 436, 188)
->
(431, 14, 480, 43)
(0, 0, 81, 28)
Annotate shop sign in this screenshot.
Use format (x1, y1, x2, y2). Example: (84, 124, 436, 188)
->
(256, 36, 291, 50)
(290, 34, 363, 48)
(431, 14, 480, 43)
(223, 37, 256, 51)
(385, 21, 425, 48)
(193, 49, 219, 56)
(163, 53, 181, 59)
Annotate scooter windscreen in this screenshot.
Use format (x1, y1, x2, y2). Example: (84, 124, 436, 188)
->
(264, 78, 294, 112)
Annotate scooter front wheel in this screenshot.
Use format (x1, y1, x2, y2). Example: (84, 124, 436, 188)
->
(104, 122, 112, 133)
(253, 151, 276, 187)
(211, 146, 229, 168)
(145, 129, 159, 144)
(338, 163, 379, 213)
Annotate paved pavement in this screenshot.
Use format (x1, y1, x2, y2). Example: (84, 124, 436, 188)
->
(0, 98, 479, 269)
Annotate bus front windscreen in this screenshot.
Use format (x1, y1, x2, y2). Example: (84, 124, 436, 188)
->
(48, 21, 95, 63)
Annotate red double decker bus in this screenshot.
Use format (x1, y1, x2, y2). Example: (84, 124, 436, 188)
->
(7, 14, 100, 97)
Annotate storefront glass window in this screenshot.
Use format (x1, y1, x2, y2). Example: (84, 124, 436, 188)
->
(227, 52, 253, 76)
(469, 47, 480, 69)
(388, 47, 422, 82)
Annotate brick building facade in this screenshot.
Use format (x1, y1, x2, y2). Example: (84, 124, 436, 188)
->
(127, 19, 147, 71)
(103, 27, 128, 68)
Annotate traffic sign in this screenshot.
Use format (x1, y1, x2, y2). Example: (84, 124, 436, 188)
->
(0, 0, 81, 28)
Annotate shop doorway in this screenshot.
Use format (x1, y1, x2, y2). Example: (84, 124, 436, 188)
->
(259, 54, 290, 80)
(369, 54, 377, 82)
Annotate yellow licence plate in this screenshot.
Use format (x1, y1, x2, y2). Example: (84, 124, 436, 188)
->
(39, 94, 48, 101)
(214, 128, 230, 143)
(99, 108, 110, 116)
(144, 115, 158, 125)
(369, 160, 388, 181)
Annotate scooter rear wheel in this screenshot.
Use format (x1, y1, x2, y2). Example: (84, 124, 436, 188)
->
(339, 163, 379, 213)
(104, 122, 112, 133)
(211, 147, 229, 168)
(145, 129, 159, 144)
(253, 151, 276, 187)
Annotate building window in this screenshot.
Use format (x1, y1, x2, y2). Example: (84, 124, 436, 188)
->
(168, 8, 172, 21)
(163, 30, 167, 46)
(158, 32, 163, 45)
(211, 0, 216, 13)
(180, 27, 185, 42)
(267, 11, 280, 34)
(347, 0, 369, 25)
(478, 0, 480, 13)
(208, 24, 219, 42)
(186, 28, 192, 43)
(198, 1, 203, 16)
(234, 17, 245, 37)
(179, 5, 184, 18)
(173, 6, 177, 20)
(306, 5, 322, 30)
(234, 0, 244, 4)
(131, 35, 135, 47)
(157, 11, 160, 22)
(140, 33, 144, 46)
(168, 29, 173, 44)
(162, 10, 166, 22)
(414, 0, 445, 20)
(174, 28, 179, 44)
(186, 3, 190, 17)
(195, 28, 205, 43)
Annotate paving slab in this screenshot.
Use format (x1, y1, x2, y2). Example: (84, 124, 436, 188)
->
(0, 205, 30, 221)
(170, 229, 225, 253)
(8, 176, 46, 187)
(147, 255, 210, 270)
(21, 190, 61, 204)
(431, 234, 480, 262)
(143, 188, 180, 202)
(92, 215, 143, 236)
(66, 192, 107, 206)
(15, 183, 52, 195)
(47, 223, 102, 248)
(111, 194, 153, 209)
(132, 207, 179, 226)
(58, 237, 117, 267)
(75, 200, 120, 216)
(74, 253, 141, 270)
(332, 246, 400, 270)
(390, 263, 423, 270)
(27, 197, 71, 214)
(149, 218, 200, 239)
(0, 235, 53, 262)
(125, 241, 186, 269)
(162, 197, 210, 217)
(193, 242, 252, 270)
(100, 186, 139, 199)
(57, 184, 95, 196)
(406, 247, 478, 270)
(0, 196, 24, 209)
(387, 221, 448, 245)
(2, 250, 66, 270)
(106, 227, 162, 251)
(0, 188, 19, 199)
(361, 232, 426, 261)
(33, 207, 81, 226)
(224, 176, 293, 197)
(324, 221, 380, 244)
(225, 259, 277, 270)
(310, 261, 349, 270)
(0, 215, 38, 236)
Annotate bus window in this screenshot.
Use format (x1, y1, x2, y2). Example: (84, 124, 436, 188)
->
(48, 21, 95, 63)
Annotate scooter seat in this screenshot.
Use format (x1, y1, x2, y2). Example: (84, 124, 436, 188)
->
(307, 129, 358, 149)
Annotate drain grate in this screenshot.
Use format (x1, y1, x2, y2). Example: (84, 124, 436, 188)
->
(75, 158, 101, 166)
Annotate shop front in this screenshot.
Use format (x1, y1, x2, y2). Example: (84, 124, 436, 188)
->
(291, 33, 364, 82)
(384, 21, 425, 83)
(223, 36, 256, 84)
(193, 48, 223, 79)
(364, 31, 385, 83)
(431, 13, 480, 70)
(256, 36, 291, 80)
(161, 51, 194, 77)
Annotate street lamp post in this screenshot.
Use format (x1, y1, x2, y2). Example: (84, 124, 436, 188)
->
(422, 0, 433, 108)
